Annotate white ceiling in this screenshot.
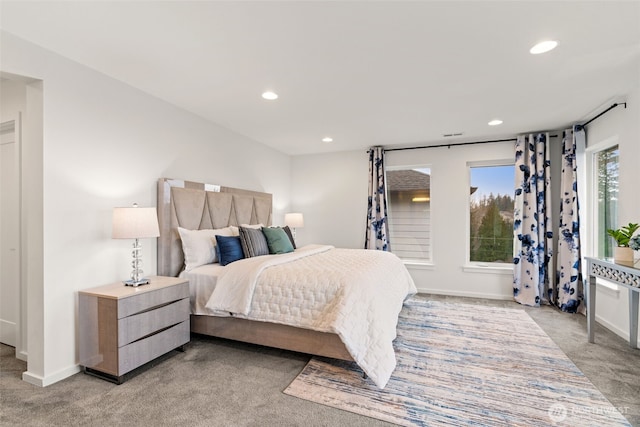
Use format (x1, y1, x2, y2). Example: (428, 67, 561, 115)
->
(1, 1, 639, 155)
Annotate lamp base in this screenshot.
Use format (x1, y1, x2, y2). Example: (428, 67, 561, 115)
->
(123, 278, 150, 287)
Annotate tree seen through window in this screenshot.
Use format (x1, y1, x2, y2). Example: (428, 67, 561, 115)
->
(469, 165, 515, 263)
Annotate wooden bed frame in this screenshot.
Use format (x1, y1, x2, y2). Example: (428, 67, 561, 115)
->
(156, 178, 353, 361)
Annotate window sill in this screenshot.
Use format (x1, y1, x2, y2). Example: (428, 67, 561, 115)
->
(462, 264, 513, 275)
(402, 261, 435, 271)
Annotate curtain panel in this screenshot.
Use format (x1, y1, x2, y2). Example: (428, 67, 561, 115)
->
(513, 133, 553, 306)
(555, 125, 585, 313)
(365, 146, 390, 251)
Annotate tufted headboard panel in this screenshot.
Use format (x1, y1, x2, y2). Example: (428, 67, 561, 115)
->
(157, 178, 273, 277)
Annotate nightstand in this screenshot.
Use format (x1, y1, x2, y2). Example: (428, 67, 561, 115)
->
(79, 276, 190, 383)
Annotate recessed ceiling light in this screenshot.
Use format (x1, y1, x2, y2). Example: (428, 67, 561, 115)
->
(262, 91, 278, 100)
(529, 40, 558, 54)
(322, 137, 333, 143)
(488, 119, 503, 126)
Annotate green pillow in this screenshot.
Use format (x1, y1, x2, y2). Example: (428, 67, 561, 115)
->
(262, 227, 294, 254)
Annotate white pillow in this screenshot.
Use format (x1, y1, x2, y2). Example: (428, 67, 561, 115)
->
(177, 226, 235, 271)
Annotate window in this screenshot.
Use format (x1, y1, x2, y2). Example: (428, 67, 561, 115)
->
(469, 163, 515, 264)
(385, 167, 431, 262)
(594, 145, 619, 258)
(585, 139, 620, 290)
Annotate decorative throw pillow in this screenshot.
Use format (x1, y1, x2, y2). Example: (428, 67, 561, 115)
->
(282, 225, 297, 250)
(215, 235, 245, 266)
(261, 226, 294, 254)
(177, 226, 235, 271)
(239, 226, 270, 258)
(240, 223, 264, 230)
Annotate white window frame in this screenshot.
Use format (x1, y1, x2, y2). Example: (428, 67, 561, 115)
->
(463, 159, 515, 274)
(585, 135, 621, 292)
(385, 164, 434, 267)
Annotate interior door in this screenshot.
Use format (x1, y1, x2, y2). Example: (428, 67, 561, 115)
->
(0, 116, 21, 347)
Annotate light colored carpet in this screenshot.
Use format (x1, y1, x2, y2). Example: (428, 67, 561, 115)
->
(284, 297, 630, 426)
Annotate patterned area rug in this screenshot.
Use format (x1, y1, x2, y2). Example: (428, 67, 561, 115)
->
(284, 297, 630, 426)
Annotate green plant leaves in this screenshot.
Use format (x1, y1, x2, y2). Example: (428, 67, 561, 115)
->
(607, 222, 639, 247)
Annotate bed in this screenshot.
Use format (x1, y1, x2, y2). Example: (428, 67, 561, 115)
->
(157, 178, 417, 388)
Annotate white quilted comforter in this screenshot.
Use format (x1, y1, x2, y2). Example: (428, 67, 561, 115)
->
(205, 245, 417, 388)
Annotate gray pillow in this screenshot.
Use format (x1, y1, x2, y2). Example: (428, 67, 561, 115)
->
(282, 225, 297, 249)
(239, 226, 270, 257)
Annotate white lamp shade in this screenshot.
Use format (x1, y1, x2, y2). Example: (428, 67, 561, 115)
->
(284, 213, 304, 228)
(112, 206, 160, 239)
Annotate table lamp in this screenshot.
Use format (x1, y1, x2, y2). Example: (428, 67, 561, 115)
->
(284, 213, 304, 238)
(112, 203, 160, 286)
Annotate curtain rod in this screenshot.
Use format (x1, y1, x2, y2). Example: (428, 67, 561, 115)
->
(380, 101, 627, 153)
(581, 102, 626, 127)
(385, 138, 515, 152)
(383, 136, 558, 153)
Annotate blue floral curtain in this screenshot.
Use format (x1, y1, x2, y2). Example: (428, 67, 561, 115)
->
(365, 146, 390, 251)
(555, 125, 585, 313)
(513, 133, 553, 306)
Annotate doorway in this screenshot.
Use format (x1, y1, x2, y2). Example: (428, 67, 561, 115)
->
(0, 73, 35, 363)
(0, 116, 21, 349)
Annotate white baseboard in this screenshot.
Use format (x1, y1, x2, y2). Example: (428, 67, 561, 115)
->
(595, 314, 631, 342)
(22, 371, 44, 387)
(16, 350, 28, 361)
(416, 287, 513, 301)
(22, 364, 81, 387)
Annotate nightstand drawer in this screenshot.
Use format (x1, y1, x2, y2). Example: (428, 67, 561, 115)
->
(119, 320, 189, 375)
(118, 281, 189, 318)
(118, 297, 189, 346)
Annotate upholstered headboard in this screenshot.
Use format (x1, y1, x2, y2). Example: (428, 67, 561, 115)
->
(157, 178, 273, 277)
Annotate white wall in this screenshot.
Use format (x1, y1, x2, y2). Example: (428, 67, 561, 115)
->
(0, 78, 26, 114)
(292, 142, 527, 299)
(290, 150, 368, 248)
(584, 84, 640, 344)
(1, 31, 291, 386)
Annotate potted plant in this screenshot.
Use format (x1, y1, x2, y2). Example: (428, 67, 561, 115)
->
(630, 235, 640, 266)
(607, 222, 639, 263)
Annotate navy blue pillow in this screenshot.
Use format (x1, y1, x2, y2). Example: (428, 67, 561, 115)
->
(215, 235, 244, 266)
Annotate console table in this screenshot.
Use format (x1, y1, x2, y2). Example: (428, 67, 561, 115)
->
(585, 257, 640, 349)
